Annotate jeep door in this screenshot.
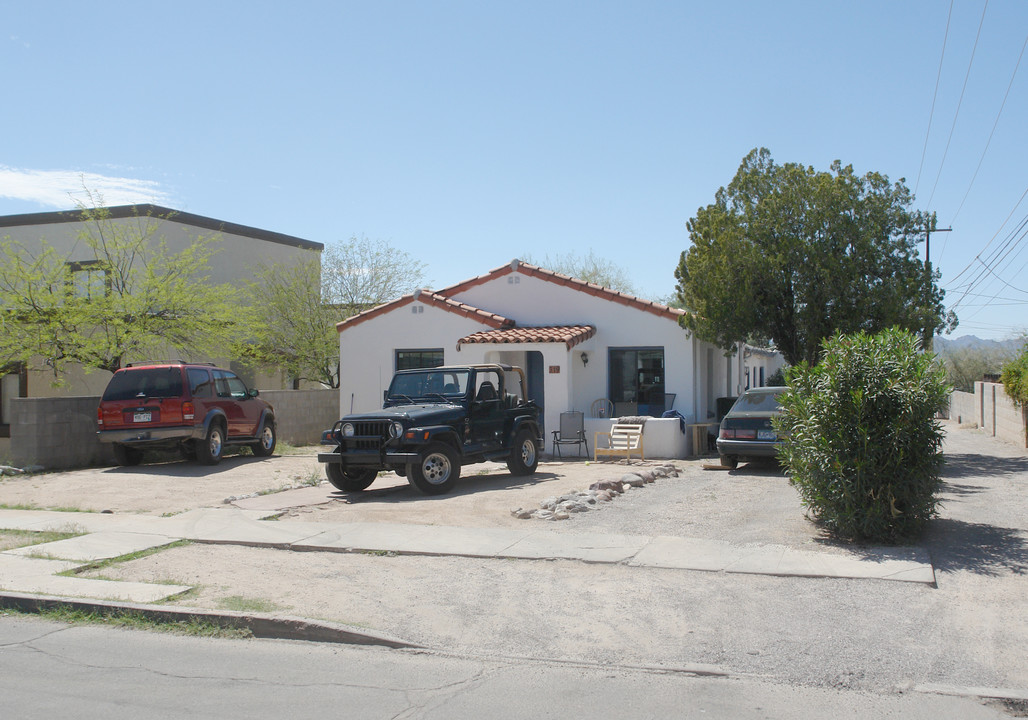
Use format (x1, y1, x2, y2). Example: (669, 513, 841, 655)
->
(470, 370, 505, 447)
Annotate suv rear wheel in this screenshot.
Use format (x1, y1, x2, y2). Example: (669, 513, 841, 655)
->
(408, 442, 460, 495)
(196, 422, 225, 465)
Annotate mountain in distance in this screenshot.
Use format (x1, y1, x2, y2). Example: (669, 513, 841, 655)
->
(934, 334, 1024, 354)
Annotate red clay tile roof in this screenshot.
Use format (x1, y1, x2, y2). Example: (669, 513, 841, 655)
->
(336, 289, 513, 332)
(438, 259, 688, 321)
(458, 325, 596, 349)
(337, 259, 686, 335)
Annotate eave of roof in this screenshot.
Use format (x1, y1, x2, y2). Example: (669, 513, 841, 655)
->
(438, 259, 688, 322)
(458, 325, 597, 350)
(0, 204, 323, 252)
(336, 289, 514, 332)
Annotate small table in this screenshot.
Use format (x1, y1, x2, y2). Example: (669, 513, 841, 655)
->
(687, 422, 720, 457)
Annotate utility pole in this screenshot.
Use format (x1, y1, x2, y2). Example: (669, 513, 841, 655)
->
(923, 216, 952, 352)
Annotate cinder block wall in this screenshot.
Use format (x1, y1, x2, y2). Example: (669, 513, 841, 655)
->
(9, 389, 338, 471)
(949, 390, 977, 425)
(949, 383, 1027, 449)
(10, 396, 112, 470)
(258, 389, 338, 446)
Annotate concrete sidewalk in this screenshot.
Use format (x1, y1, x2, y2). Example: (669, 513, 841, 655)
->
(0, 507, 936, 607)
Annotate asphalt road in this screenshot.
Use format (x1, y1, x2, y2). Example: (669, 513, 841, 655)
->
(0, 615, 1010, 720)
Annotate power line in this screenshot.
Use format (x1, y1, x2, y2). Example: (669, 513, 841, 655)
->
(925, 0, 990, 210)
(945, 30, 1028, 230)
(914, 0, 954, 197)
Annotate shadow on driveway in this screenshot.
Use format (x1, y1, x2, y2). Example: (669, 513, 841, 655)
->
(327, 470, 563, 504)
(924, 517, 1028, 576)
(941, 452, 1028, 479)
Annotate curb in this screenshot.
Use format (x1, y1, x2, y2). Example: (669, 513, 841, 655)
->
(0, 591, 422, 649)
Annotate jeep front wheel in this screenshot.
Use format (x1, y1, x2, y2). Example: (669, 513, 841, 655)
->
(326, 464, 377, 492)
(408, 442, 460, 495)
(507, 429, 539, 476)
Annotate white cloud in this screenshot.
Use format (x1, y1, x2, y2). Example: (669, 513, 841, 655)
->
(0, 166, 174, 209)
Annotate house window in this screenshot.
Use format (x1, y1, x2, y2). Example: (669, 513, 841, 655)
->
(0, 364, 28, 439)
(66, 260, 110, 300)
(608, 347, 665, 416)
(396, 349, 444, 371)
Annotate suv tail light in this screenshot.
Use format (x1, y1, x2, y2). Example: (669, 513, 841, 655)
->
(97, 407, 103, 426)
(182, 401, 195, 420)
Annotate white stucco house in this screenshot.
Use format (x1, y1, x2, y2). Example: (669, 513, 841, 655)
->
(336, 259, 765, 458)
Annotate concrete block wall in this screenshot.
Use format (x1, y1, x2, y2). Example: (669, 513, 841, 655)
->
(8, 389, 338, 471)
(10, 396, 112, 470)
(258, 389, 338, 446)
(948, 390, 977, 425)
(948, 383, 1027, 449)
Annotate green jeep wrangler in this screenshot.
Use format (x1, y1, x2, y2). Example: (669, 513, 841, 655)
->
(318, 363, 543, 495)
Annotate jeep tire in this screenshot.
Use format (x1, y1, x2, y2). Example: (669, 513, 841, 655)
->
(408, 442, 461, 495)
(506, 429, 539, 476)
(325, 464, 377, 492)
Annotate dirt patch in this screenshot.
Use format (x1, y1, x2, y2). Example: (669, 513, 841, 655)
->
(0, 453, 324, 515)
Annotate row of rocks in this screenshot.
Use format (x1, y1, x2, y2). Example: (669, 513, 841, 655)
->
(0, 464, 43, 476)
(511, 464, 680, 521)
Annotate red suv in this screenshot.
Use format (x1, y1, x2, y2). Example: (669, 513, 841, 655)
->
(97, 362, 276, 466)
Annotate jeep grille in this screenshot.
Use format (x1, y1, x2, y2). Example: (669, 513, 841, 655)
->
(347, 421, 392, 451)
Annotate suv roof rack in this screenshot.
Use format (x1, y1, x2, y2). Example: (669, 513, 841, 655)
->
(125, 361, 217, 368)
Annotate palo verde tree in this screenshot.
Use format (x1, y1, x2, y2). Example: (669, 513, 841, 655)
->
(524, 250, 637, 295)
(240, 236, 427, 388)
(675, 148, 955, 366)
(0, 200, 241, 381)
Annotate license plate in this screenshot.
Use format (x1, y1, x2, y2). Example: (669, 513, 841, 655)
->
(757, 429, 776, 441)
(133, 412, 152, 423)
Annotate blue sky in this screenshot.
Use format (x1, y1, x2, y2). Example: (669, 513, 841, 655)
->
(1, 1, 1026, 340)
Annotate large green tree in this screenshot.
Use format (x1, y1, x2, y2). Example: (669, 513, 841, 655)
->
(240, 236, 427, 388)
(0, 202, 240, 380)
(675, 148, 954, 366)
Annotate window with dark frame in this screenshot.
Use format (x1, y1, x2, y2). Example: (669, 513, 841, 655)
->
(608, 347, 666, 416)
(395, 349, 444, 371)
(66, 260, 111, 301)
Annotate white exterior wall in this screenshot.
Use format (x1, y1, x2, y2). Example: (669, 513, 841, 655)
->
(338, 302, 494, 417)
(450, 273, 698, 426)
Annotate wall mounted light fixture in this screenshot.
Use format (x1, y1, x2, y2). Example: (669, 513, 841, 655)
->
(581, 351, 589, 366)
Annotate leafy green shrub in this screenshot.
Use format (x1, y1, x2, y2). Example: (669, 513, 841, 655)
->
(775, 328, 950, 543)
(1001, 344, 1028, 407)
(766, 367, 787, 387)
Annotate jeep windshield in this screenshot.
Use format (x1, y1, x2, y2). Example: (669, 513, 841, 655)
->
(386, 369, 471, 404)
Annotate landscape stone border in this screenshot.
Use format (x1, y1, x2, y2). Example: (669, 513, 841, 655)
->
(511, 463, 680, 520)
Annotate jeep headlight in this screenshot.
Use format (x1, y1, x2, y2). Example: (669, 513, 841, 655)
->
(341, 423, 355, 437)
(389, 421, 404, 439)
